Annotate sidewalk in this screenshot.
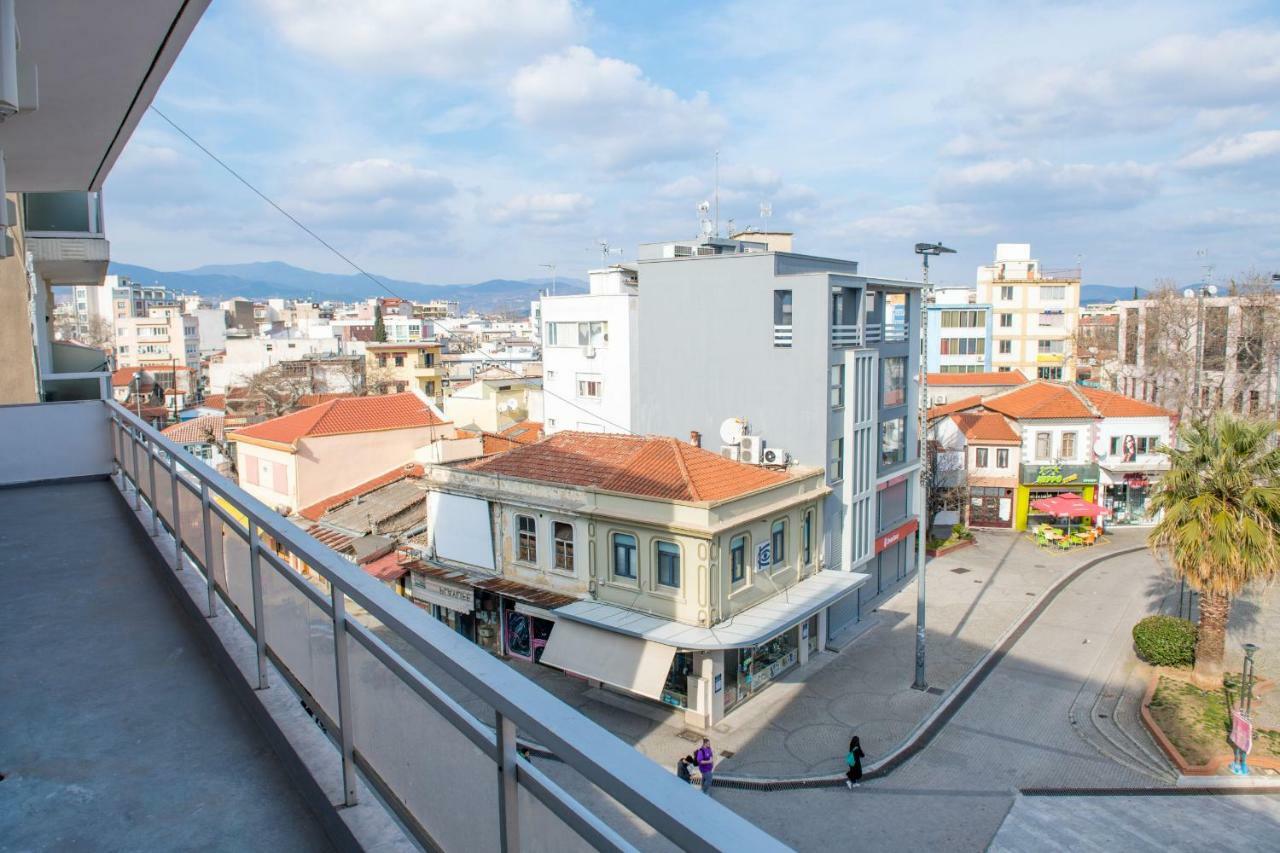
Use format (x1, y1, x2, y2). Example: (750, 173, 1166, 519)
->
(504, 527, 1151, 778)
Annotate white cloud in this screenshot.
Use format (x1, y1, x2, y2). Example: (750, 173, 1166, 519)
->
(493, 191, 593, 224)
(936, 159, 1160, 213)
(297, 158, 455, 202)
(259, 0, 579, 79)
(509, 46, 727, 168)
(1178, 130, 1280, 170)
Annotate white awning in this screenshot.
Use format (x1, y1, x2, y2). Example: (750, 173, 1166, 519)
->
(540, 621, 677, 701)
(553, 570, 868, 651)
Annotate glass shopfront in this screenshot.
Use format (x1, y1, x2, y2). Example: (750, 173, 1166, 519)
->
(474, 590, 503, 655)
(504, 607, 554, 664)
(661, 652, 695, 709)
(720, 626, 803, 715)
(1103, 474, 1154, 525)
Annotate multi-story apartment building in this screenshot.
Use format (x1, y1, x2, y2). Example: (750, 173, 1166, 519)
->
(420, 431, 847, 730)
(366, 340, 443, 398)
(113, 305, 199, 372)
(1110, 291, 1279, 418)
(976, 243, 1081, 381)
(540, 264, 638, 434)
(632, 234, 924, 640)
(926, 286, 992, 374)
(1077, 304, 1119, 388)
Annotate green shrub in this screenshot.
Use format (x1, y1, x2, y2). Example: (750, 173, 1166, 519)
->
(1132, 615, 1197, 667)
(952, 524, 973, 540)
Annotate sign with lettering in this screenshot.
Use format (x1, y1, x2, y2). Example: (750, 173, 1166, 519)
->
(756, 541, 772, 568)
(1019, 463, 1099, 486)
(1231, 710, 1253, 754)
(411, 574, 474, 613)
(875, 518, 919, 553)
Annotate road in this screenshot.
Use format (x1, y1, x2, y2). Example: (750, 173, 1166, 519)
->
(711, 547, 1280, 850)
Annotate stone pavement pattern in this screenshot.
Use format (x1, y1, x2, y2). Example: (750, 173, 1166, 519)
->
(989, 793, 1280, 852)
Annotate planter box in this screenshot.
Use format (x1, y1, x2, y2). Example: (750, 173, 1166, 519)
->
(926, 537, 976, 558)
(1140, 669, 1280, 776)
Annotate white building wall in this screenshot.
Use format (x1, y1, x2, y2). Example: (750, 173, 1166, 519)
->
(541, 291, 637, 434)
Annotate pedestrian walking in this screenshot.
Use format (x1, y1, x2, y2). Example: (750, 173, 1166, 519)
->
(676, 754, 695, 784)
(694, 738, 715, 793)
(845, 735, 865, 789)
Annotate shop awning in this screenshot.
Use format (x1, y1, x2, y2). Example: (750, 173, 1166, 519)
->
(1030, 493, 1109, 518)
(552, 570, 868, 652)
(539, 621, 677, 701)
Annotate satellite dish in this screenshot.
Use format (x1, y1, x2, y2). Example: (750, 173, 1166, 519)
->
(719, 417, 747, 446)
(697, 200, 711, 215)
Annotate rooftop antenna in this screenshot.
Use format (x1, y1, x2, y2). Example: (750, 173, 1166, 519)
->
(1195, 248, 1214, 286)
(760, 201, 772, 232)
(713, 150, 720, 237)
(698, 201, 713, 238)
(539, 262, 557, 296)
(589, 239, 623, 266)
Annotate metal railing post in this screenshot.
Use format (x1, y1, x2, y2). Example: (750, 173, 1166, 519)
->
(496, 711, 521, 852)
(201, 482, 217, 618)
(147, 442, 159, 535)
(247, 523, 269, 690)
(130, 430, 141, 510)
(169, 455, 183, 570)
(331, 587, 359, 807)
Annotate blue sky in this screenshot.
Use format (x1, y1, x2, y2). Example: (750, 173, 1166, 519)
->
(104, 0, 1280, 288)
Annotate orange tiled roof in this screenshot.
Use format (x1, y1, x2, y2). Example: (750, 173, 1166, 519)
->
(499, 420, 544, 444)
(230, 393, 446, 447)
(981, 382, 1096, 420)
(162, 414, 225, 445)
(950, 412, 1019, 444)
(926, 370, 1027, 387)
(1076, 386, 1175, 418)
(297, 463, 425, 521)
(462, 432, 791, 502)
(927, 395, 983, 419)
(199, 394, 226, 410)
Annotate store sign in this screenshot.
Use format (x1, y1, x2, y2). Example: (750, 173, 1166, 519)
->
(1231, 710, 1253, 754)
(756, 541, 772, 567)
(877, 472, 910, 492)
(1020, 463, 1099, 486)
(1124, 473, 1150, 488)
(410, 575, 474, 613)
(875, 518, 919, 553)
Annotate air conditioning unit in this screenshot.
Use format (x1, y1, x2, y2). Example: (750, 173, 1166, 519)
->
(720, 445, 740, 461)
(582, 344, 596, 359)
(739, 435, 763, 464)
(762, 447, 789, 466)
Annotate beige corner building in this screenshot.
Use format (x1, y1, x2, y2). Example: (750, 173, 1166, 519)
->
(975, 243, 1082, 382)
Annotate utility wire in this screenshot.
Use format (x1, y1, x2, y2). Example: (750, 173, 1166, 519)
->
(150, 105, 635, 435)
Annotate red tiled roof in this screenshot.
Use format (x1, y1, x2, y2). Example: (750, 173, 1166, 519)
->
(950, 412, 1020, 444)
(499, 420, 544, 444)
(1076, 386, 1175, 418)
(297, 392, 354, 407)
(927, 395, 983, 419)
(481, 433, 524, 455)
(982, 382, 1096, 420)
(463, 432, 791, 502)
(361, 552, 409, 582)
(199, 394, 226, 410)
(230, 393, 446, 447)
(297, 463, 425, 522)
(926, 370, 1027, 387)
(162, 415, 225, 444)
(306, 523, 355, 552)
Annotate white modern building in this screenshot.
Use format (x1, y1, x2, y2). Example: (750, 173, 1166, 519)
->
(539, 264, 638, 434)
(976, 243, 1081, 381)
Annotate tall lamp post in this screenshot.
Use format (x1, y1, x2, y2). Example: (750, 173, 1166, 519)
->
(1183, 282, 1218, 418)
(1231, 643, 1260, 775)
(912, 242, 956, 691)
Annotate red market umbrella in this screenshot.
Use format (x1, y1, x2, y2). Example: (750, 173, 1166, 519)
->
(1030, 493, 1110, 532)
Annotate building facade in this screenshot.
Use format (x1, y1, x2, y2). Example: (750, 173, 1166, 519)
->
(366, 340, 444, 399)
(975, 243, 1081, 382)
(631, 235, 924, 640)
(113, 305, 199, 371)
(926, 287, 992, 374)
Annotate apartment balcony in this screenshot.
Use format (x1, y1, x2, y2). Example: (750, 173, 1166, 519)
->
(0, 399, 782, 852)
(772, 323, 793, 347)
(865, 322, 908, 344)
(22, 192, 110, 286)
(830, 324, 863, 348)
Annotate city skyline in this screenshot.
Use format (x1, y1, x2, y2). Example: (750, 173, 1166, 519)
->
(102, 0, 1280, 288)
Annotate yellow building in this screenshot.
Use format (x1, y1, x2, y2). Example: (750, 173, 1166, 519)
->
(365, 341, 443, 400)
(975, 243, 1081, 382)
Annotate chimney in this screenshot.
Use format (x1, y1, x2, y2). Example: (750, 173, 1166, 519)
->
(689, 430, 701, 448)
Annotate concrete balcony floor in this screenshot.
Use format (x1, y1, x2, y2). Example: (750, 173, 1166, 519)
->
(0, 480, 332, 851)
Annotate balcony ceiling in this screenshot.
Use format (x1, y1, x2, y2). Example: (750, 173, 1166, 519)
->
(2, 0, 210, 192)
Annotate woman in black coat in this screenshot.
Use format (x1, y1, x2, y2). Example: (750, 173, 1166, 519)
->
(845, 736, 865, 789)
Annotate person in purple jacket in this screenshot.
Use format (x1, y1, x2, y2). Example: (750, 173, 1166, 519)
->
(694, 738, 715, 793)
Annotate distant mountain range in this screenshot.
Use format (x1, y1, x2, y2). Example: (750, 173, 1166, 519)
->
(107, 260, 586, 313)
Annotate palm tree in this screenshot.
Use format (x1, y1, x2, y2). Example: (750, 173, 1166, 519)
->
(1148, 413, 1280, 686)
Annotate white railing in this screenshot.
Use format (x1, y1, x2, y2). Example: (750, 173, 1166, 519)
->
(865, 323, 882, 344)
(882, 322, 908, 342)
(831, 324, 862, 347)
(104, 400, 783, 853)
(773, 324, 793, 347)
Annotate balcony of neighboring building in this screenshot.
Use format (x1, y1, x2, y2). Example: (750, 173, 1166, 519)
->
(22, 192, 110, 286)
(0, 398, 783, 852)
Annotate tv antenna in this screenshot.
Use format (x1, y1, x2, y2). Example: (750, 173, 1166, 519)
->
(713, 149, 720, 237)
(539, 262, 557, 296)
(760, 202, 772, 232)
(1195, 248, 1214, 285)
(589, 240, 623, 266)
(698, 201, 713, 238)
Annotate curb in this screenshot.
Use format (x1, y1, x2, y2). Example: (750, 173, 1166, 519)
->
(712, 544, 1150, 791)
(1021, 784, 1280, 797)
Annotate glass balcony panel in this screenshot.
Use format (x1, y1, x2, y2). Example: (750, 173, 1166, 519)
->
(22, 191, 103, 234)
(261, 559, 338, 718)
(153, 465, 175, 528)
(220, 521, 255, 627)
(137, 450, 156, 503)
(518, 781, 598, 852)
(346, 633, 501, 851)
(177, 478, 204, 568)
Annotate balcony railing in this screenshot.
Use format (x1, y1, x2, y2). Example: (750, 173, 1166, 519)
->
(101, 400, 782, 852)
(772, 324, 793, 347)
(831, 324, 862, 348)
(22, 191, 105, 236)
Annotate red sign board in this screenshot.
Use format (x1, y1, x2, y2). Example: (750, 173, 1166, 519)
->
(1231, 710, 1253, 754)
(877, 473, 910, 492)
(876, 518, 919, 553)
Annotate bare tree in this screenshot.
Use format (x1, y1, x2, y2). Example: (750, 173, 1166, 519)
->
(330, 356, 371, 396)
(54, 315, 114, 350)
(238, 364, 315, 420)
(926, 441, 969, 538)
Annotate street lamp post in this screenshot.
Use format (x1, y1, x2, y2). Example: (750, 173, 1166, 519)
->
(912, 242, 956, 691)
(1231, 643, 1260, 775)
